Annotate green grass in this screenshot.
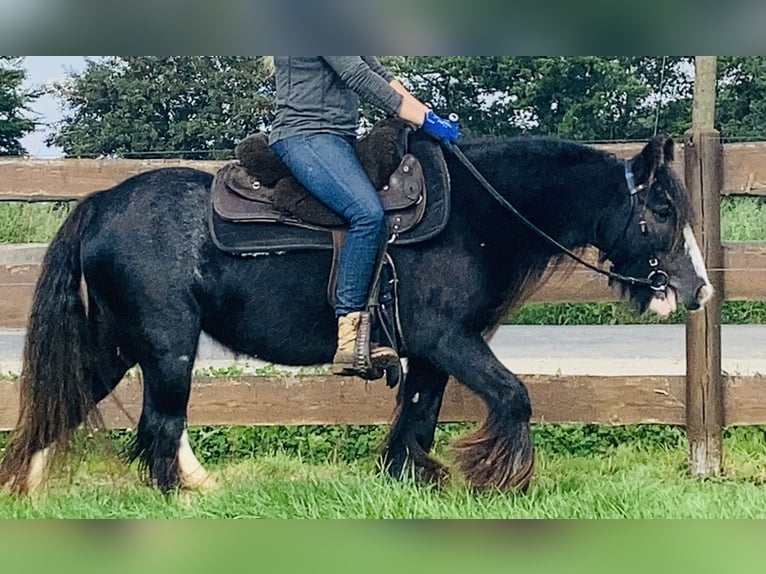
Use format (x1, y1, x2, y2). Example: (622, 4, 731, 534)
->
(721, 196, 766, 241)
(1, 197, 760, 244)
(0, 202, 74, 243)
(509, 300, 766, 325)
(2, 424, 766, 518)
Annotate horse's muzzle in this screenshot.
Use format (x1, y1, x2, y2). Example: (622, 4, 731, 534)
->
(696, 283, 714, 308)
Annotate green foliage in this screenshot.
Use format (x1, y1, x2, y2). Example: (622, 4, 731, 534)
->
(0, 423, 720, 467)
(49, 57, 276, 159)
(0, 57, 39, 155)
(531, 424, 687, 456)
(508, 301, 766, 325)
(721, 196, 766, 240)
(385, 56, 693, 141)
(508, 301, 683, 325)
(717, 57, 766, 141)
(0, 201, 73, 242)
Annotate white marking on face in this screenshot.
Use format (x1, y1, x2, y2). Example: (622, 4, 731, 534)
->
(683, 225, 713, 303)
(683, 226, 711, 283)
(178, 430, 216, 490)
(26, 447, 50, 493)
(80, 276, 90, 317)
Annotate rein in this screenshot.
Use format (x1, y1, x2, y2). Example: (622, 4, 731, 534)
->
(446, 142, 669, 292)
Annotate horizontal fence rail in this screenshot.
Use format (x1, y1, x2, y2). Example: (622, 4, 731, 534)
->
(1, 373, 764, 431)
(2, 141, 766, 199)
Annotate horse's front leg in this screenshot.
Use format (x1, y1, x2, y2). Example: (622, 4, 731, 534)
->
(380, 356, 450, 485)
(428, 332, 534, 492)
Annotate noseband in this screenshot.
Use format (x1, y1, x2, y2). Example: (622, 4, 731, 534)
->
(447, 143, 669, 293)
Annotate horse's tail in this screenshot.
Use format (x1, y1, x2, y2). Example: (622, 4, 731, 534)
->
(0, 196, 98, 493)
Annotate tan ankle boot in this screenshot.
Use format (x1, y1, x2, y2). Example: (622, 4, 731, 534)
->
(332, 312, 362, 374)
(332, 311, 398, 377)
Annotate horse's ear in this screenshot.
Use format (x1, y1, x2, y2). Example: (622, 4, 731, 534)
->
(662, 137, 674, 163)
(631, 136, 672, 185)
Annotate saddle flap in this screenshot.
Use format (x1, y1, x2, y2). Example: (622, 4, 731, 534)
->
(212, 163, 288, 224)
(218, 162, 273, 203)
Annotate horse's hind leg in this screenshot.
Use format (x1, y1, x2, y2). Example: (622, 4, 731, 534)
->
(130, 325, 213, 493)
(88, 295, 137, 404)
(380, 356, 450, 485)
(428, 333, 534, 492)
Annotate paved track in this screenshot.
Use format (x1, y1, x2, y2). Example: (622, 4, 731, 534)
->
(0, 324, 763, 377)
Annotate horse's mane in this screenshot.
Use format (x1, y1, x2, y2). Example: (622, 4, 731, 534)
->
(457, 135, 616, 164)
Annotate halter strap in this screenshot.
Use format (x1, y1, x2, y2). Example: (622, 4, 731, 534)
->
(624, 159, 647, 196)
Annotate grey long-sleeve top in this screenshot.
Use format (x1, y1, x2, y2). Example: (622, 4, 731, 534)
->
(269, 56, 403, 145)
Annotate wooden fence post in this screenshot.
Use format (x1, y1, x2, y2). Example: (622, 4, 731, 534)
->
(684, 56, 724, 476)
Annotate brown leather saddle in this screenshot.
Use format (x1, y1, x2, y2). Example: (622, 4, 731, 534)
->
(211, 118, 427, 240)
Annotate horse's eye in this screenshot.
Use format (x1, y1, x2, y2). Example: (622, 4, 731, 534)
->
(652, 204, 672, 222)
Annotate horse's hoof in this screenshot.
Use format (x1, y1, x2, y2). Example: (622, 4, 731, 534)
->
(416, 464, 450, 488)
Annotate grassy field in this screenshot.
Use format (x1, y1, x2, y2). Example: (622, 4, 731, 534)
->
(2, 424, 766, 518)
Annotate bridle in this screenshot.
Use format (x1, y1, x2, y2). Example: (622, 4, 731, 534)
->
(611, 160, 670, 292)
(446, 142, 670, 293)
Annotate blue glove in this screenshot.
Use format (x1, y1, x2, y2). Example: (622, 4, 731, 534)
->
(421, 110, 460, 146)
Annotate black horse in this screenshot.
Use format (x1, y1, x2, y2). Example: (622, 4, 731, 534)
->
(0, 133, 712, 494)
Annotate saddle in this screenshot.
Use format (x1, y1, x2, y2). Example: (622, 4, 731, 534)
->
(212, 118, 427, 240)
(210, 118, 449, 254)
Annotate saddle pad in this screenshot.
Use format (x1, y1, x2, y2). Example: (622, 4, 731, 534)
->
(209, 135, 450, 255)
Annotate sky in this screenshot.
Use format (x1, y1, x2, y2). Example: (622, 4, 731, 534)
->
(19, 56, 88, 158)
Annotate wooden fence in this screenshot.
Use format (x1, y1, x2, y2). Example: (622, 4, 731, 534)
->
(0, 140, 764, 432)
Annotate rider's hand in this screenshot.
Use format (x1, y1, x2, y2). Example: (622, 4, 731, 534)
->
(421, 110, 460, 146)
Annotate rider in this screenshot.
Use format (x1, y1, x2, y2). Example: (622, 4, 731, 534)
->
(268, 56, 459, 377)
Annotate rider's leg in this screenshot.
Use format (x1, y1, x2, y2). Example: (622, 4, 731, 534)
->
(271, 133, 398, 376)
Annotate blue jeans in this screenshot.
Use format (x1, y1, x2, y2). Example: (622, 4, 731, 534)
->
(271, 133, 386, 316)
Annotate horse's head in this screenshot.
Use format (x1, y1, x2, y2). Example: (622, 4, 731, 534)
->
(600, 136, 713, 317)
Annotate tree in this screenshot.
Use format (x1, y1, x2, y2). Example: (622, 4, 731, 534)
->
(386, 56, 694, 141)
(716, 57, 766, 141)
(49, 57, 276, 159)
(0, 57, 38, 156)
(54, 57, 766, 158)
